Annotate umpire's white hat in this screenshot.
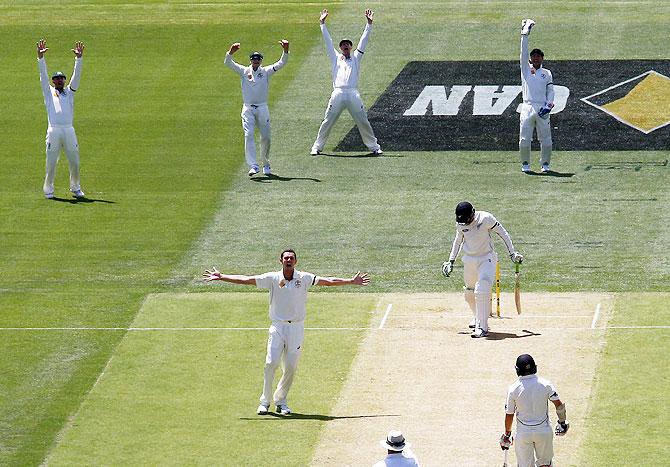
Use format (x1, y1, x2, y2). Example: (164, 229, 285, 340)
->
(380, 430, 409, 452)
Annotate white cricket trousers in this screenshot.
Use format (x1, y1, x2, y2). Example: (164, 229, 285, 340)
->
(519, 102, 552, 165)
(312, 88, 381, 153)
(462, 252, 497, 332)
(515, 423, 554, 467)
(260, 321, 304, 407)
(241, 103, 271, 168)
(44, 125, 81, 195)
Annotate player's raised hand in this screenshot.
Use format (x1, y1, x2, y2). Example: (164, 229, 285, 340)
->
(203, 267, 222, 281)
(279, 39, 289, 52)
(319, 9, 328, 24)
(37, 39, 48, 58)
(352, 271, 370, 286)
(229, 43, 241, 55)
(72, 41, 84, 58)
(365, 9, 374, 24)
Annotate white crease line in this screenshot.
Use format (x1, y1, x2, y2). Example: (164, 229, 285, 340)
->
(391, 314, 595, 319)
(379, 303, 393, 329)
(607, 326, 670, 329)
(591, 303, 602, 329)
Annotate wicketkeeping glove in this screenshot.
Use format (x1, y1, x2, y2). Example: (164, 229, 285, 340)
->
(442, 260, 454, 277)
(499, 432, 513, 450)
(555, 421, 569, 436)
(510, 252, 524, 264)
(521, 19, 535, 35)
(538, 106, 552, 119)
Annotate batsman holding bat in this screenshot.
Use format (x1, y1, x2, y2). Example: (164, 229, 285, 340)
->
(442, 201, 523, 338)
(500, 354, 569, 467)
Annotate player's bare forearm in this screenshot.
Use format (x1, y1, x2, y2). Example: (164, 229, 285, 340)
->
(504, 413, 514, 432)
(203, 268, 255, 285)
(317, 272, 370, 286)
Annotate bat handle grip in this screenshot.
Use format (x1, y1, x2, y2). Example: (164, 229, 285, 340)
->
(515, 262, 520, 274)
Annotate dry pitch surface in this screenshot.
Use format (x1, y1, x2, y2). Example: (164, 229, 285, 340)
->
(311, 292, 613, 467)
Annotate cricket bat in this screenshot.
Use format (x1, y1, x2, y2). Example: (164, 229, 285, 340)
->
(503, 449, 508, 467)
(514, 262, 522, 314)
(495, 262, 501, 317)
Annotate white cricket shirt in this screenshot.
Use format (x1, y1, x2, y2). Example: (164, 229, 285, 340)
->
(39, 57, 82, 127)
(224, 52, 288, 105)
(255, 270, 317, 322)
(448, 211, 516, 260)
(520, 35, 554, 105)
(321, 23, 371, 89)
(505, 374, 561, 427)
(373, 452, 420, 467)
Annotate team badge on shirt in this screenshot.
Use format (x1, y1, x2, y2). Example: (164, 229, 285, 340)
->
(295, 280, 302, 288)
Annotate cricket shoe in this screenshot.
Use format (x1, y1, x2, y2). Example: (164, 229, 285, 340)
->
(471, 328, 489, 338)
(372, 149, 383, 155)
(248, 165, 260, 176)
(310, 148, 321, 156)
(72, 189, 86, 198)
(468, 318, 476, 329)
(276, 404, 291, 415)
(262, 164, 272, 175)
(257, 404, 269, 415)
(521, 162, 530, 173)
(541, 163, 550, 173)
(44, 192, 54, 199)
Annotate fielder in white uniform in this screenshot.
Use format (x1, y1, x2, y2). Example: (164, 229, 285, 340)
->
(224, 40, 289, 176)
(500, 354, 570, 467)
(37, 39, 85, 199)
(310, 9, 382, 156)
(203, 249, 369, 415)
(442, 201, 523, 338)
(519, 19, 555, 173)
(373, 431, 420, 467)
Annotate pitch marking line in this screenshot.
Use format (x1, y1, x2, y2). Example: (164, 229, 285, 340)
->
(378, 303, 393, 329)
(591, 303, 602, 329)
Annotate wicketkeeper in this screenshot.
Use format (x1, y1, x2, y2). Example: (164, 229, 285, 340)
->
(442, 201, 523, 338)
(500, 354, 569, 467)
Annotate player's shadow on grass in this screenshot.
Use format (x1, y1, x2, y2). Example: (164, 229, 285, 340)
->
(241, 413, 399, 421)
(524, 170, 574, 178)
(250, 174, 322, 183)
(485, 329, 542, 340)
(320, 152, 404, 158)
(49, 196, 116, 204)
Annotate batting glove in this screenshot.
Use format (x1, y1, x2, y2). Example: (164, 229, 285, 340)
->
(442, 260, 454, 277)
(555, 421, 569, 436)
(521, 19, 535, 35)
(510, 252, 524, 264)
(538, 106, 552, 119)
(499, 432, 513, 450)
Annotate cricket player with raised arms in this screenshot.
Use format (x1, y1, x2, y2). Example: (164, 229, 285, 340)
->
(37, 39, 86, 199)
(500, 354, 569, 467)
(203, 249, 369, 415)
(224, 39, 289, 176)
(310, 9, 382, 156)
(442, 201, 523, 338)
(519, 19, 555, 173)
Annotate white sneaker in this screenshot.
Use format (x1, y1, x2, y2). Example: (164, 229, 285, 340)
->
(248, 165, 260, 176)
(72, 189, 86, 198)
(257, 404, 269, 415)
(310, 148, 321, 156)
(262, 164, 272, 175)
(521, 163, 530, 173)
(276, 404, 291, 415)
(372, 149, 383, 155)
(471, 328, 489, 338)
(541, 163, 550, 173)
(45, 192, 54, 199)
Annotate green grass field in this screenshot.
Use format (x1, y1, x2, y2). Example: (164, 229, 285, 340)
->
(0, 1, 668, 465)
